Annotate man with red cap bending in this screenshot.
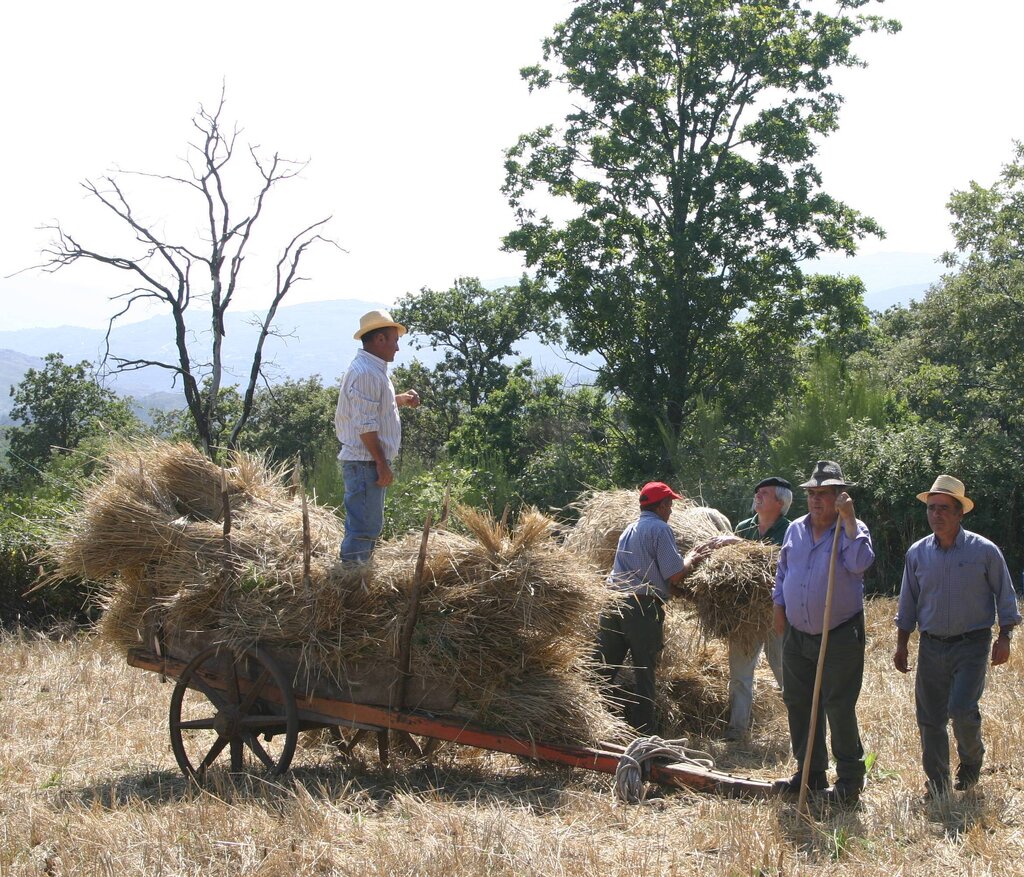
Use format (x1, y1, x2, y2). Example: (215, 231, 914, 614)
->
(595, 481, 712, 734)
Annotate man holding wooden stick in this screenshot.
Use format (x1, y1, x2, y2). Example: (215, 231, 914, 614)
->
(893, 475, 1020, 798)
(771, 461, 875, 805)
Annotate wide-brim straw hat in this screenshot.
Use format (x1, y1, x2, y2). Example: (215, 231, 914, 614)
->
(353, 309, 407, 340)
(917, 474, 974, 513)
(799, 460, 854, 489)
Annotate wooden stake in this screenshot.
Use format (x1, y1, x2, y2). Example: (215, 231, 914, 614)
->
(797, 521, 843, 816)
(220, 468, 232, 551)
(438, 484, 451, 531)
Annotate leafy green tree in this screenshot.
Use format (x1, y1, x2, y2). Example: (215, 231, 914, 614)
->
(5, 353, 139, 478)
(856, 145, 1024, 581)
(503, 0, 897, 460)
(392, 276, 560, 409)
(448, 365, 618, 509)
(388, 359, 463, 466)
(238, 376, 337, 471)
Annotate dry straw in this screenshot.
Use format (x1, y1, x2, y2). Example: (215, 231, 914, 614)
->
(43, 439, 627, 744)
(565, 489, 776, 648)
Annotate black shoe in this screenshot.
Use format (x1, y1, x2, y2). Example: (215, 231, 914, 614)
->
(955, 764, 981, 791)
(772, 770, 828, 797)
(924, 777, 951, 801)
(824, 777, 864, 806)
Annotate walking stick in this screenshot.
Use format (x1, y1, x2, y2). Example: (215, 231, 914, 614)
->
(796, 520, 843, 815)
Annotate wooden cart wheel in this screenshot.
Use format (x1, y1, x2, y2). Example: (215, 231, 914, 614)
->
(169, 644, 299, 779)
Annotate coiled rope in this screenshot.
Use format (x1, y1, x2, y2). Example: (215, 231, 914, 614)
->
(613, 735, 716, 804)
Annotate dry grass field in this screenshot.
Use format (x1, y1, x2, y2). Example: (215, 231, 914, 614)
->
(3, 597, 1023, 876)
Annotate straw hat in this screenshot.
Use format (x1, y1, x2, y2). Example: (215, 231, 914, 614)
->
(917, 475, 974, 514)
(353, 309, 407, 340)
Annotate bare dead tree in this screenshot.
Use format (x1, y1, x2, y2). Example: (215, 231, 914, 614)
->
(34, 90, 340, 459)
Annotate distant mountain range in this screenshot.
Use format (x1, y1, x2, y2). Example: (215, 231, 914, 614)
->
(0, 299, 594, 422)
(0, 252, 944, 422)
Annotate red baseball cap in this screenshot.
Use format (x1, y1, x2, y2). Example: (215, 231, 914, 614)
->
(639, 481, 683, 506)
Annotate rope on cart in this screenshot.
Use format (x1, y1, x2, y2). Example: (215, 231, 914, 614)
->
(613, 735, 716, 804)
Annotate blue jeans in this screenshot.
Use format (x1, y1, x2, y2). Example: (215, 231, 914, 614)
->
(340, 460, 386, 563)
(916, 630, 990, 790)
(728, 628, 783, 734)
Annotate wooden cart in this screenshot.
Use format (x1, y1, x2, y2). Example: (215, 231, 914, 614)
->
(127, 631, 776, 799)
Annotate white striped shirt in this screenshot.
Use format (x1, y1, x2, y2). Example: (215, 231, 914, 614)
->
(334, 349, 401, 461)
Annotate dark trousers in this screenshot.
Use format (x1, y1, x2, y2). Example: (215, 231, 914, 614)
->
(781, 614, 866, 780)
(595, 595, 665, 735)
(916, 631, 990, 790)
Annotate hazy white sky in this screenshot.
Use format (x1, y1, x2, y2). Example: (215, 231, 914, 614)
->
(2, 0, 1022, 330)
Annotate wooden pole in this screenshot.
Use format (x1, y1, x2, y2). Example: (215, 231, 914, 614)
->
(797, 521, 843, 815)
(387, 512, 433, 760)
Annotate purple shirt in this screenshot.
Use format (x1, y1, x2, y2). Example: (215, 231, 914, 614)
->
(773, 514, 875, 634)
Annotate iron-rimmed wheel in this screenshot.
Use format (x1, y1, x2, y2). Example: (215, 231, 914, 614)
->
(169, 644, 299, 779)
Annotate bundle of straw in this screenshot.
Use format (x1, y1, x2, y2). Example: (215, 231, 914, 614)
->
(564, 488, 731, 573)
(684, 541, 778, 651)
(44, 439, 626, 745)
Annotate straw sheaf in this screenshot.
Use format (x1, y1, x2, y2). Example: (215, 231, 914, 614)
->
(684, 541, 778, 650)
(45, 440, 626, 743)
(564, 488, 730, 573)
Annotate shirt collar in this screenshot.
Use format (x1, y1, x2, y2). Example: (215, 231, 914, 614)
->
(928, 526, 965, 550)
(355, 348, 388, 372)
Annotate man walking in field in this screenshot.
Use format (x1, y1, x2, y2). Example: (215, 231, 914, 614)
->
(893, 475, 1020, 797)
(772, 461, 874, 805)
(595, 482, 713, 735)
(335, 310, 421, 563)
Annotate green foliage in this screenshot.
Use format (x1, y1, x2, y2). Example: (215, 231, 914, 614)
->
(151, 380, 244, 458)
(771, 348, 889, 477)
(6, 353, 141, 479)
(447, 366, 618, 510)
(503, 0, 897, 461)
(383, 462, 487, 540)
(389, 360, 462, 466)
(238, 376, 337, 471)
(392, 276, 560, 409)
(0, 438, 112, 626)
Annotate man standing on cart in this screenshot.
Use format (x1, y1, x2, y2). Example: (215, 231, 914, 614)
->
(335, 310, 421, 563)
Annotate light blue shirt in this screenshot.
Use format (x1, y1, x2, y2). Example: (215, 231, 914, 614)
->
(773, 514, 875, 634)
(895, 527, 1021, 636)
(334, 349, 401, 461)
(607, 510, 684, 601)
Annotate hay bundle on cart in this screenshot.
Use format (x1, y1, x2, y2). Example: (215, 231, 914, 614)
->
(43, 439, 626, 744)
(565, 488, 776, 649)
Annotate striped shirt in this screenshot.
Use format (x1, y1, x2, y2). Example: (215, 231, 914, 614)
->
(334, 349, 401, 462)
(607, 510, 684, 601)
(896, 527, 1021, 637)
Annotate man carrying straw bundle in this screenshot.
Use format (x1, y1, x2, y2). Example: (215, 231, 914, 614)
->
(718, 476, 792, 741)
(335, 310, 421, 563)
(893, 475, 1020, 798)
(772, 461, 874, 806)
(595, 482, 713, 735)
